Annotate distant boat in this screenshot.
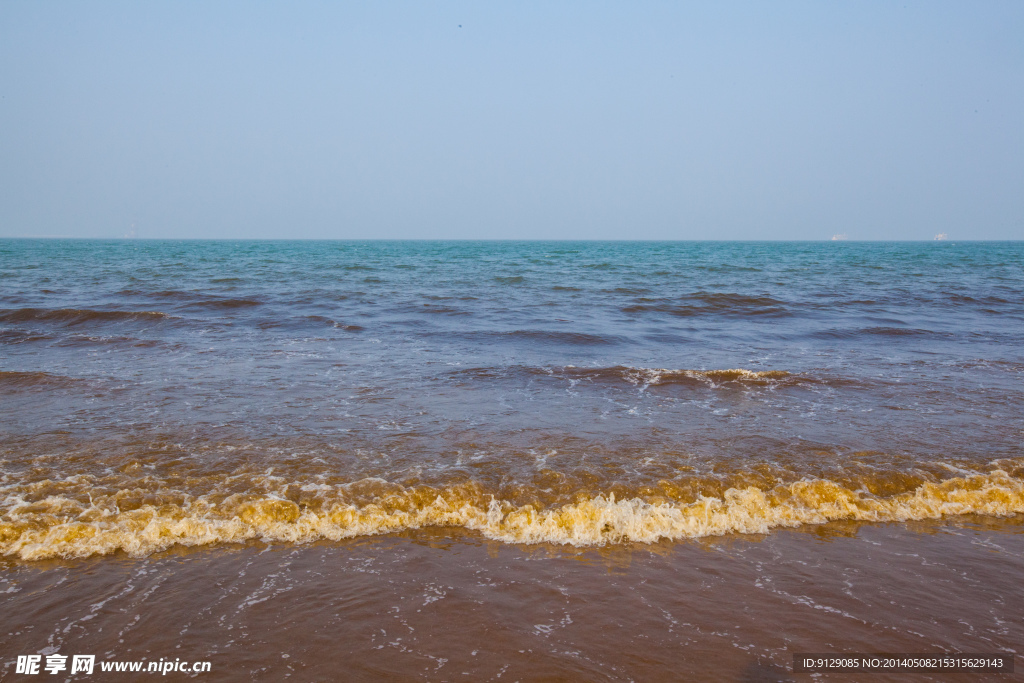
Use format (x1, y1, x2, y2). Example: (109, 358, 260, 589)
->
(934, 233, 948, 241)
(831, 233, 848, 241)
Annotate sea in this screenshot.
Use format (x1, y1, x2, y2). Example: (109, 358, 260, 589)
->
(1, 240, 1022, 681)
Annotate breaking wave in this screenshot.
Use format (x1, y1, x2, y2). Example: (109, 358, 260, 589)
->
(611, 366, 792, 386)
(3, 469, 1022, 561)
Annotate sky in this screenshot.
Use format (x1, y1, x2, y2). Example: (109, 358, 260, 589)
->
(1, 1, 1022, 240)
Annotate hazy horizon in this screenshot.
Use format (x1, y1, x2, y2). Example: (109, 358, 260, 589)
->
(2, 1, 1022, 241)
(6, 237, 1019, 244)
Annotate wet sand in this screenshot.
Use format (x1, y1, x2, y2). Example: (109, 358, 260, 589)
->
(3, 517, 1020, 682)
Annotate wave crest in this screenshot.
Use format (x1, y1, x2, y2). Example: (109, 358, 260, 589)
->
(0, 308, 167, 325)
(0, 370, 83, 389)
(3, 471, 1022, 561)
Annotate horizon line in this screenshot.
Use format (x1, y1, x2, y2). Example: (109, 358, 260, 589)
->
(2, 237, 1019, 243)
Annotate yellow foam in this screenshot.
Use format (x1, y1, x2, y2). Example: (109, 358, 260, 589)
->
(2, 470, 1022, 561)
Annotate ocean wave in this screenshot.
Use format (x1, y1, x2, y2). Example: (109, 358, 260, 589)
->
(3, 470, 1021, 561)
(856, 327, 936, 337)
(116, 289, 203, 300)
(562, 365, 803, 387)
(52, 334, 172, 349)
(613, 367, 792, 386)
(622, 292, 789, 317)
(116, 290, 265, 309)
(0, 330, 54, 345)
(0, 308, 168, 325)
(180, 298, 263, 309)
(812, 326, 940, 339)
(454, 331, 625, 346)
(0, 370, 83, 389)
(507, 331, 623, 345)
(302, 315, 365, 331)
(945, 293, 1012, 305)
(452, 365, 829, 388)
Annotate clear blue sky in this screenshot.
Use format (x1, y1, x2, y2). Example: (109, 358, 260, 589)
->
(1, 1, 1021, 240)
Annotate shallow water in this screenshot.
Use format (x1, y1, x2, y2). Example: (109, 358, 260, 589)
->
(2, 240, 1022, 560)
(2, 518, 1021, 681)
